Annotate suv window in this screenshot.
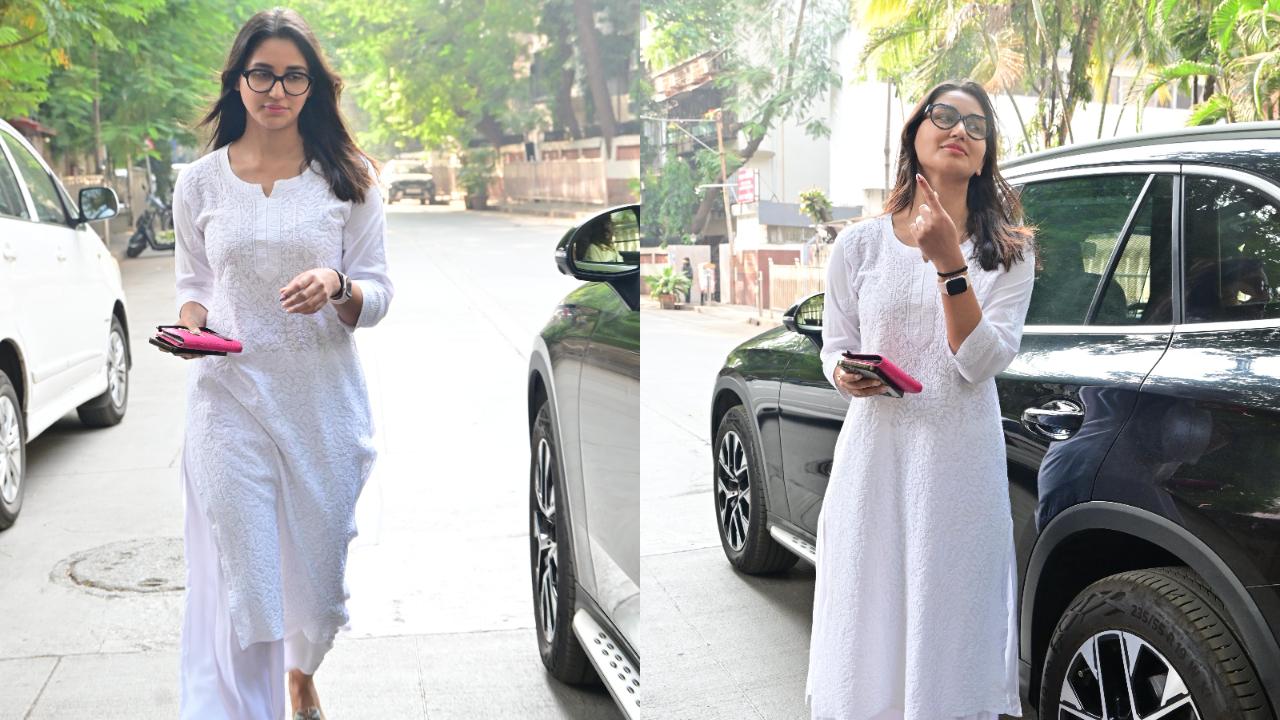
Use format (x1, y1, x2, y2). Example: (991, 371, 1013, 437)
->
(1094, 175, 1174, 325)
(0, 147, 29, 220)
(1183, 176, 1280, 323)
(1019, 174, 1148, 325)
(1, 136, 67, 224)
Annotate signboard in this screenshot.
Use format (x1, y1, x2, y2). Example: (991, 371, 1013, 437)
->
(734, 168, 758, 205)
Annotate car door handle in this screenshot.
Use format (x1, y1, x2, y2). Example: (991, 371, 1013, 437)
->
(1021, 399, 1084, 441)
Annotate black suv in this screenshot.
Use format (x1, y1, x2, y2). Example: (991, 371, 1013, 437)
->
(711, 123, 1280, 719)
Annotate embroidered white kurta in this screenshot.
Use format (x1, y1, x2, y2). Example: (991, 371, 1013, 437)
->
(806, 215, 1034, 720)
(171, 145, 392, 652)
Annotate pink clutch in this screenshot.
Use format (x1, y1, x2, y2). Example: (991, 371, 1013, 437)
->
(150, 326, 243, 356)
(839, 352, 923, 398)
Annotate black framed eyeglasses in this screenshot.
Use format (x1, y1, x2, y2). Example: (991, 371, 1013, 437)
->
(924, 103, 988, 141)
(242, 69, 312, 96)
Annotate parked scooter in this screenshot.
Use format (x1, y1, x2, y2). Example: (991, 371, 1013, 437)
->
(125, 192, 175, 258)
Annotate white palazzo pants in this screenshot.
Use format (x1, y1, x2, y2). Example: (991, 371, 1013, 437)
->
(179, 461, 333, 719)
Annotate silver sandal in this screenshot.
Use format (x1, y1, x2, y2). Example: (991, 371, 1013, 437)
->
(292, 709, 324, 720)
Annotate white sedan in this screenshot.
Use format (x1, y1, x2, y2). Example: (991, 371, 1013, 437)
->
(0, 119, 132, 530)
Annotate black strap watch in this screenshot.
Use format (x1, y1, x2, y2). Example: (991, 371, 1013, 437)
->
(941, 273, 969, 296)
(329, 268, 352, 304)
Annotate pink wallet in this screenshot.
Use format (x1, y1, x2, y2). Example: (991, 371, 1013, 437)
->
(150, 326, 243, 356)
(839, 352, 923, 398)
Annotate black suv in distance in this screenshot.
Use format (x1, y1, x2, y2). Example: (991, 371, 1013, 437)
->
(711, 123, 1280, 719)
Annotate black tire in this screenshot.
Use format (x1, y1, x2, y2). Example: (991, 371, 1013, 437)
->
(419, 196, 427, 205)
(76, 315, 129, 427)
(0, 370, 26, 531)
(713, 405, 798, 574)
(1040, 566, 1274, 720)
(125, 234, 144, 258)
(529, 400, 595, 685)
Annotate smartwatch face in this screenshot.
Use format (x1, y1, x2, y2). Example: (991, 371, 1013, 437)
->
(945, 275, 968, 296)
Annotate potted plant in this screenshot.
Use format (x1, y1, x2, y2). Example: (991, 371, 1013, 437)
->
(459, 148, 496, 210)
(799, 188, 834, 225)
(646, 265, 692, 310)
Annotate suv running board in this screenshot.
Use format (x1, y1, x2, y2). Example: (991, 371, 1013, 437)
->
(573, 609, 640, 719)
(770, 525, 816, 564)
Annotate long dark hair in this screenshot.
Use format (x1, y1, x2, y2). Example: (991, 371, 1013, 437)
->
(198, 7, 374, 203)
(884, 81, 1033, 272)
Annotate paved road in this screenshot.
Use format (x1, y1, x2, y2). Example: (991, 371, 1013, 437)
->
(641, 307, 819, 720)
(0, 202, 620, 719)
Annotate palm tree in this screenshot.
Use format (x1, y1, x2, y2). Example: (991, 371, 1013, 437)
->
(856, 0, 1165, 152)
(1144, 0, 1280, 124)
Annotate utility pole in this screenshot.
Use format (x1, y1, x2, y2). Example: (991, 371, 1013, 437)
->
(715, 109, 736, 305)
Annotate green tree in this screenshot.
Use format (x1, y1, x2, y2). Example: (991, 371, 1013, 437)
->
(1144, 0, 1280, 124)
(857, 0, 1167, 152)
(37, 0, 246, 175)
(0, 0, 165, 118)
(644, 0, 848, 239)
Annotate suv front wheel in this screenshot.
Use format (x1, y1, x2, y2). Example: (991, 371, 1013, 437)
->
(529, 400, 594, 684)
(1040, 566, 1273, 720)
(713, 405, 797, 574)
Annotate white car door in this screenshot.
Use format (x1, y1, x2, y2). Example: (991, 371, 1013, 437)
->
(0, 148, 27, 372)
(0, 134, 83, 415)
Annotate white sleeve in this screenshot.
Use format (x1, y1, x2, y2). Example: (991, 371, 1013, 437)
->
(342, 172, 394, 328)
(949, 246, 1036, 384)
(173, 169, 214, 315)
(820, 230, 861, 400)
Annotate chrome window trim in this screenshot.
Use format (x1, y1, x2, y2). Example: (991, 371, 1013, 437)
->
(1022, 324, 1174, 335)
(1173, 318, 1280, 333)
(1007, 163, 1181, 185)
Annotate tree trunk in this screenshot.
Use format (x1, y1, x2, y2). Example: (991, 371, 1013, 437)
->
(572, 0, 617, 154)
(1097, 59, 1116, 140)
(476, 113, 505, 148)
(548, 3, 582, 139)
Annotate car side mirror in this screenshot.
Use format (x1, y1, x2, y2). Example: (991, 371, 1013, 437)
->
(555, 204, 640, 280)
(783, 292, 824, 339)
(79, 186, 119, 223)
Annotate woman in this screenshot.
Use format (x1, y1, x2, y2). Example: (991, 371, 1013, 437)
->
(169, 8, 393, 719)
(805, 81, 1036, 720)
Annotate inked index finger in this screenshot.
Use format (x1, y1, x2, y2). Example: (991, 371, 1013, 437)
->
(916, 172, 941, 203)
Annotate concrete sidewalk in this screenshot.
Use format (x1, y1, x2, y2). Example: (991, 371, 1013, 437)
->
(641, 298, 783, 328)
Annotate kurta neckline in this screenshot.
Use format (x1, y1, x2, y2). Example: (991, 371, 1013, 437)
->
(217, 144, 319, 199)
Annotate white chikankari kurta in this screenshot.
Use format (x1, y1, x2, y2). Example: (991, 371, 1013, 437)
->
(806, 214, 1034, 720)
(171, 145, 392, 652)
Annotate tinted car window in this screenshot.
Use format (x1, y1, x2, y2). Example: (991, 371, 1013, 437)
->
(1019, 174, 1147, 325)
(1094, 175, 1174, 325)
(0, 147, 29, 220)
(1184, 176, 1280, 322)
(2, 136, 67, 224)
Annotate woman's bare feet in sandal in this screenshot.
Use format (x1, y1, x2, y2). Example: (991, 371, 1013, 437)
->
(288, 669, 324, 720)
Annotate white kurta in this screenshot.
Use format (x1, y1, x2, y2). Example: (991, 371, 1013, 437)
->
(171, 145, 393, 658)
(806, 215, 1034, 720)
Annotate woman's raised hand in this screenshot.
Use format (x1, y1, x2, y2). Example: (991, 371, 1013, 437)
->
(280, 268, 341, 315)
(834, 366, 891, 397)
(909, 173, 961, 264)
